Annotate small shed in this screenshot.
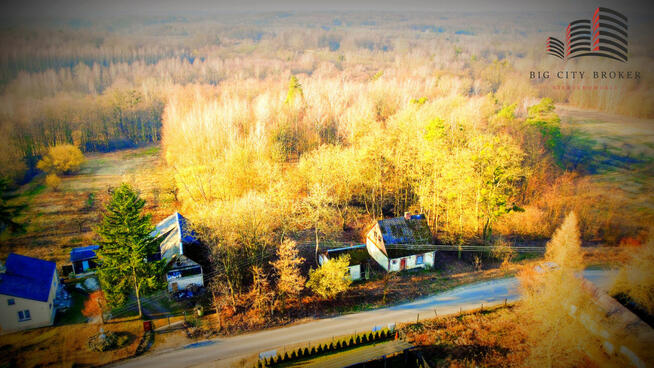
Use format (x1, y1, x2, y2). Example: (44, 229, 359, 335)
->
(70, 245, 100, 275)
(318, 244, 370, 281)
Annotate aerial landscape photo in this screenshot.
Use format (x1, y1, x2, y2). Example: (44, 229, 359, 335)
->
(0, 0, 652, 367)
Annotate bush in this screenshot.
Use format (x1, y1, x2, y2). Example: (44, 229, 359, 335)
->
(45, 173, 61, 190)
(87, 331, 123, 352)
(37, 144, 85, 175)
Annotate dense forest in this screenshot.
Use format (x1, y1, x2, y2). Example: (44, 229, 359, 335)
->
(1, 12, 652, 245)
(0, 10, 652, 367)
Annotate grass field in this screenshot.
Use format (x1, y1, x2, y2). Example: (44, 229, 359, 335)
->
(0, 316, 145, 368)
(0, 145, 175, 265)
(557, 104, 654, 207)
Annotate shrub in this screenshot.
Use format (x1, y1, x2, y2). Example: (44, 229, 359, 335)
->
(302, 347, 309, 356)
(37, 144, 85, 175)
(45, 173, 62, 190)
(349, 337, 354, 346)
(307, 255, 352, 299)
(310, 346, 316, 355)
(87, 331, 121, 352)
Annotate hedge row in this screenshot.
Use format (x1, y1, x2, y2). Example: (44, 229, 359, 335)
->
(255, 329, 394, 367)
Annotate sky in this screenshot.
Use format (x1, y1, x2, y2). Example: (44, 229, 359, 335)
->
(1, 0, 653, 18)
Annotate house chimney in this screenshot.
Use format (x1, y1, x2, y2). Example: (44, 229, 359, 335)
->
(404, 212, 411, 220)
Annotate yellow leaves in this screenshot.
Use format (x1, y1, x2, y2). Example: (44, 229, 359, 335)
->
(44, 173, 61, 190)
(544, 212, 583, 270)
(37, 144, 85, 175)
(307, 255, 352, 299)
(611, 236, 654, 314)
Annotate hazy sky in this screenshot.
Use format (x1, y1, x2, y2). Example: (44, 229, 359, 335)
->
(1, 0, 653, 18)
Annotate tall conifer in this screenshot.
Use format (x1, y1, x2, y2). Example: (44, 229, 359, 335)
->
(96, 183, 166, 318)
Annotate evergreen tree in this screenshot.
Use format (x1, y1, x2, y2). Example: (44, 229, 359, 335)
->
(96, 183, 166, 318)
(0, 177, 26, 235)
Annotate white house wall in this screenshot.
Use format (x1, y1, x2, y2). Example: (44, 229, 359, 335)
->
(365, 240, 389, 271)
(0, 272, 58, 334)
(348, 265, 361, 281)
(388, 251, 436, 272)
(168, 274, 204, 292)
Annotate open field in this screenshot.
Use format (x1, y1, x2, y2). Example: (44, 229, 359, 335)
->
(557, 105, 654, 217)
(0, 146, 174, 264)
(0, 317, 145, 368)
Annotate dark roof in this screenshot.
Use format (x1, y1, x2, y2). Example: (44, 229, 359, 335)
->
(377, 215, 434, 258)
(378, 215, 431, 245)
(324, 244, 369, 265)
(0, 253, 56, 302)
(70, 245, 100, 262)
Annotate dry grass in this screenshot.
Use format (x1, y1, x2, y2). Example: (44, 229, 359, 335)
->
(0, 317, 144, 368)
(0, 146, 175, 264)
(401, 305, 528, 367)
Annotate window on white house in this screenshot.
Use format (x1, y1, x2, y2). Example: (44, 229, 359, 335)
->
(7, 299, 15, 305)
(416, 255, 424, 265)
(18, 309, 31, 322)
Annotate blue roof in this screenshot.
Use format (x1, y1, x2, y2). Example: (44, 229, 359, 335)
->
(0, 253, 56, 302)
(70, 245, 100, 262)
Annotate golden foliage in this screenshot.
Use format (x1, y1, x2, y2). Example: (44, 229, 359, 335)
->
(44, 173, 62, 190)
(518, 212, 633, 367)
(37, 144, 85, 175)
(307, 255, 352, 299)
(611, 236, 654, 314)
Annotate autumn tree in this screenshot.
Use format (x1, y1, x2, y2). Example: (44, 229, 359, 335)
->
(611, 235, 654, 314)
(96, 183, 166, 318)
(517, 212, 619, 367)
(248, 266, 275, 318)
(82, 290, 108, 324)
(45, 173, 62, 190)
(300, 183, 341, 262)
(271, 239, 306, 308)
(37, 144, 85, 175)
(307, 255, 352, 299)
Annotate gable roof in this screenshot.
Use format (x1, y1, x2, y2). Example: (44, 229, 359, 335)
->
(152, 212, 198, 262)
(374, 215, 433, 258)
(0, 253, 56, 302)
(70, 245, 100, 263)
(377, 215, 431, 245)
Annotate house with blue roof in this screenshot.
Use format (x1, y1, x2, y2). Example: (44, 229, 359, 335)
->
(152, 212, 204, 292)
(365, 213, 437, 272)
(70, 245, 100, 275)
(0, 253, 62, 333)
